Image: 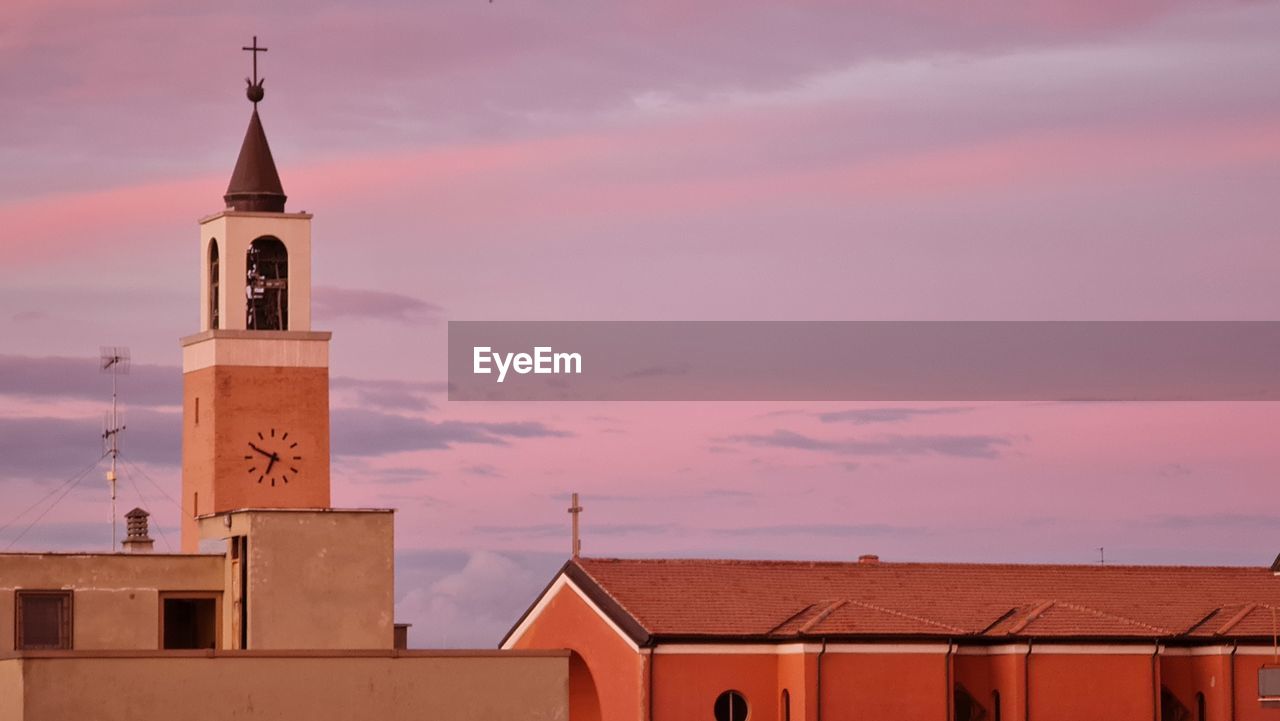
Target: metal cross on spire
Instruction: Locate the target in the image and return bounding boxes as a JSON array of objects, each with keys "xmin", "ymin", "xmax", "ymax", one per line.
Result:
[{"xmin": 242, "ymin": 35, "xmax": 268, "ymax": 104}]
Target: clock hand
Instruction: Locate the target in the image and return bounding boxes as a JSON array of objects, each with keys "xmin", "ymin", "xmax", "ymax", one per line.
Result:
[
  {"xmin": 265, "ymin": 454, "xmax": 277, "ymax": 475},
  {"xmin": 248, "ymin": 442, "xmax": 274, "ymax": 458}
]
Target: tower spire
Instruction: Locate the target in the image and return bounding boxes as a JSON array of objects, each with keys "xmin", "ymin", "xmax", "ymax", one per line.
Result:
[{"xmin": 225, "ymin": 36, "xmax": 287, "ymax": 212}]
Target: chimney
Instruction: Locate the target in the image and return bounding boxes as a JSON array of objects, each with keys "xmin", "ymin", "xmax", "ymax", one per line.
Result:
[
  {"xmin": 122, "ymin": 508, "xmax": 155, "ymax": 554},
  {"xmin": 858, "ymin": 554, "xmax": 880, "ymax": 565}
]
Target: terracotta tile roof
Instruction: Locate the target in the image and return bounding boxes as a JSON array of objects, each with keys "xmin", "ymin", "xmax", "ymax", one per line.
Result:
[{"xmin": 569, "ymin": 557, "xmax": 1280, "ymax": 642}]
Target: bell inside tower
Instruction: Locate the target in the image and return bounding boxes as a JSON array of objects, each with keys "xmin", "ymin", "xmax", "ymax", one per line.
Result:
[{"xmin": 246, "ymin": 236, "xmax": 288, "ymax": 330}]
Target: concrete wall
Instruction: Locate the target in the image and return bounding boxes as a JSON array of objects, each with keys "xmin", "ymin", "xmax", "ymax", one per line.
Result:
[
  {"xmin": 0, "ymin": 649, "xmax": 567, "ymax": 721},
  {"xmin": 0, "ymin": 554, "xmax": 223, "ymax": 651},
  {"xmin": 204, "ymin": 509, "xmax": 395, "ymax": 650},
  {"xmin": 0, "ymin": 659, "xmax": 20, "ymax": 720}
]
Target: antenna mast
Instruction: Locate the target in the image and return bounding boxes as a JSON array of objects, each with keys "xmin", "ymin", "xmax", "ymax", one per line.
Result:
[{"xmin": 101, "ymin": 347, "xmax": 130, "ymax": 551}]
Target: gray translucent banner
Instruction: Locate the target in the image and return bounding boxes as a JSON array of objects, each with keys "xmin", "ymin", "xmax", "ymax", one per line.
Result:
[{"xmin": 447, "ymin": 321, "xmax": 1280, "ymax": 401}]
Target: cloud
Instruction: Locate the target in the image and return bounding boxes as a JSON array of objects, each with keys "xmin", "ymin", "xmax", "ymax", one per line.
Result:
[
  {"xmin": 472, "ymin": 522, "xmax": 679, "ymax": 539},
  {"xmin": 816, "ymin": 407, "xmax": 974, "ymax": 425},
  {"xmin": 11, "ymin": 310, "xmax": 48, "ymax": 323},
  {"xmin": 331, "ymin": 376, "xmax": 443, "ymax": 412},
  {"xmin": 331, "ymin": 408, "xmax": 570, "ymax": 457},
  {"xmin": 312, "ymin": 286, "xmax": 441, "ymax": 324},
  {"xmin": 712, "ymin": 523, "xmax": 919, "ymax": 537},
  {"xmin": 1149, "ymin": 513, "xmax": 1280, "ymax": 529},
  {"xmin": 0, "ymin": 354, "xmax": 180, "ymax": 408},
  {"xmin": 0, "ymin": 409, "xmax": 180, "ymax": 479},
  {"xmin": 462, "ymin": 463, "xmax": 503, "ymax": 478},
  {"xmin": 394, "ymin": 549, "xmax": 562, "ymax": 648},
  {"xmin": 723, "ymin": 429, "xmax": 1012, "ymax": 458},
  {"xmin": 617, "ymin": 363, "xmax": 691, "ymax": 380}
]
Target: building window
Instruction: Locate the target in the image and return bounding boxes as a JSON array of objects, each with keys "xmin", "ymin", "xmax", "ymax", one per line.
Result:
[
  {"xmin": 15, "ymin": 591, "xmax": 72, "ymax": 650},
  {"xmin": 993, "ymin": 690, "xmax": 1002, "ymax": 721},
  {"xmin": 1196, "ymin": 692, "xmax": 1206, "ymax": 721},
  {"xmin": 208, "ymin": 239, "xmax": 220, "ymax": 329},
  {"xmin": 161, "ymin": 593, "xmax": 219, "ymax": 649},
  {"xmin": 780, "ymin": 689, "xmax": 790, "ymax": 721},
  {"xmin": 246, "ymin": 236, "xmax": 288, "ymax": 330},
  {"xmin": 713, "ymin": 690, "xmax": 748, "ymax": 721}
]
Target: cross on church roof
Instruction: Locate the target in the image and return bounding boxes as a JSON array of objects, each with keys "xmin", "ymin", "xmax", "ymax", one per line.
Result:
[
  {"xmin": 568, "ymin": 492, "xmax": 582, "ymax": 559},
  {"xmin": 242, "ymin": 35, "xmax": 268, "ymax": 104}
]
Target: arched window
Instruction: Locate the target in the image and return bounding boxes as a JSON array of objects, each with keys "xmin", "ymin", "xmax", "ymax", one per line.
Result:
[
  {"xmin": 208, "ymin": 240, "xmax": 220, "ymax": 329},
  {"xmin": 713, "ymin": 690, "xmax": 747, "ymax": 721},
  {"xmin": 1195, "ymin": 692, "xmax": 1205, "ymax": 721},
  {"xmin": 246, "ymin": 236, "xmax": 288, "ymax": 330},
  {"xmin": 781, "ymin": 689, "xmax": 791, "ymax": 721},
  {"xmin": 993, "ymin": 690, "xmax": 1002, "ymax": 721}
]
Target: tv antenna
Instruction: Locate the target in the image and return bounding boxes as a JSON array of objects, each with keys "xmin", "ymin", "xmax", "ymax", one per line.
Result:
[{"xmin": 101, "ymin": 347, "xmax": 130, "ymax": 550}]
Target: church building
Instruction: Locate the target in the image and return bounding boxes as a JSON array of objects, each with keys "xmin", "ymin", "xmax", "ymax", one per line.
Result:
[
  {"xmin": 504, "ymin": 555, "xmax": 1280, "ymax": 721},
  {"xmin": 0, "ymin": 51, "xmax": 567, "ymax": 721}
]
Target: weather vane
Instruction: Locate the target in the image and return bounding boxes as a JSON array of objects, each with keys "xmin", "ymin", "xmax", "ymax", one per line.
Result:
[{"xmin": 243, "ymin": 35, "xmax": 268, "ymax": 104}]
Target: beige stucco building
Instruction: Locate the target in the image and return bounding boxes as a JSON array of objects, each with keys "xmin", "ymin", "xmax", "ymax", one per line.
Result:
[{"xmin": 0, "ymin": 71, "xmax": 567, "ymax": 721}]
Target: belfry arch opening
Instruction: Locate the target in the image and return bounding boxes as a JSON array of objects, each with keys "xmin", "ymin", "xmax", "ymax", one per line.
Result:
[
  {"xmin": 246, "ymin": 236, "xmax": 288, "ymax": 330},
  {"xmin": 208, "ymin": 239, "xmax": 220, "ymax": 329}
]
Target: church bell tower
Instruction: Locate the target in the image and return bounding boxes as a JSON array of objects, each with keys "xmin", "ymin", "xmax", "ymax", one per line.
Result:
[{"xmin": 180, "ymin": 43, "xmax": 332, "ymax": 552}]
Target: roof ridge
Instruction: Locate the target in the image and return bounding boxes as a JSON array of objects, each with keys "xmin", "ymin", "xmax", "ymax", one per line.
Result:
[
  {"xmin": 1049, "ymin": 600, "xmax": 1170, "ymax": 635},
  {"xmin": 1005, "ymin": 600, "xmax": 1055, "ymax": 635},
  {"xmin": 1214, "ymin": 602, "xmax": 1259, "ymax": 635},
  {"xmin": 575, "ymin": 556, "xmax": 1269, "ymax": 571},
  {"xmin": 799, "ymin": 600, "xmax": 849, "ymax": 634},
  {"xmin": 765, "ymin": 602, "xmax": 823, "ymax": 636},
  {"xmin": 837, "ymin": 598, "xmax": 967, "ymax": 634}
]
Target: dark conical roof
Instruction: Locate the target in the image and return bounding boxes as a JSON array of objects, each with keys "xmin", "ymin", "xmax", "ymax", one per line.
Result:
[{"xmin": 224, "ymin": 108, "xmax": 287, "ymax": 212}]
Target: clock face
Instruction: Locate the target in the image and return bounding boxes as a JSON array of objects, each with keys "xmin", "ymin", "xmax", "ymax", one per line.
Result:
[{"xmin": 243, "ymin": 428, "xmax": 301, "ymax": 487}]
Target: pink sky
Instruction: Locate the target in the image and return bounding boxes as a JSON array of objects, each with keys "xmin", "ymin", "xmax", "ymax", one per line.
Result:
[{"xmin": 2, "ymin": 0, "xmax": 1279, "ymax": 646}]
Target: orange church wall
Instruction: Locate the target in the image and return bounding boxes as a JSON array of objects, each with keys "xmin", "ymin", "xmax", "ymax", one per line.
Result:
[
  {"xmin": 651, "ymin": 651, "xmax": 780, "ymax": 721},
  {"xmin": 1026, "ymin": 651, "xmax": 1155, "ymax": 721},
  {"xmin": 1232, "ymin": 653, "xmax": 1280, "ymax": 721},
  {"xmin": 777, "ymin": 649, "xmax": 814, "ymax": 721},
  {"xmin": 1159, "ymin": 653, "xmax": 1224, "ymax": 721},
  {"xmin": 508, "ymin": 581, "xmax": 644, "ymax": 721},
  {"xmin": 954, "ymin": 649, "xmax": 1025, "ymax": 721},
  {"xmin": 818, "ymin": 650, "xmax": 948, "ymax": 721}
]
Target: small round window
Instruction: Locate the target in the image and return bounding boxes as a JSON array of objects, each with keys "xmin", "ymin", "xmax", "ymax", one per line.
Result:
[{"xmin": 714, "ymin": 690, "xmax": 748, "ymax": 721}]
